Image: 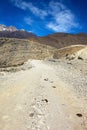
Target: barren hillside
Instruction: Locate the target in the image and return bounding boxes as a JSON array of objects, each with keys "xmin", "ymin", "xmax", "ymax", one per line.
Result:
[
  {"xmin": 37, "ymin": 33, "xmax": 87, "ymax": 48},
  {"xmin": 0, "ymin": 38, "xmax": 56, "ymax": 67},
  {"xmin": 0, "ymin": 37, "xmax": 87, "ymax": 67},
  {"xmin": 0, "ymin": 27, "xmax": 87, "ymax": 49}
]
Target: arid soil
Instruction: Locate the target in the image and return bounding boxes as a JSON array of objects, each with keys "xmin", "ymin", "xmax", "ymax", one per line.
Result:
[{"xmin": 0, "ymin": 56, "xmax": 87, "ymax": 130}]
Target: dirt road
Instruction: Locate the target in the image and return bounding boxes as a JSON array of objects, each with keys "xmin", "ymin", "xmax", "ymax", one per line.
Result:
[{"xmin": 0, "ymin": 59, "xmax": 87, "ymax": 130}]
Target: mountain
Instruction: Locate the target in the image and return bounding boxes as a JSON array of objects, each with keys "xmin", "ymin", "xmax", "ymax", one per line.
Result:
[
  {"xmin": 0, "ymin": 24, "xmax": 17, "ymax": 32},
  {"xmin": 0, "ymin": 24, "xmax": 87, "ymax": 48},
  {"xmin": 0, "ymin": 30, "xmax": 37, "ymax": 39},
  {"xmin": 0, "ymin": 24, "xmax": 37, "ymax": 39},
  {"xmin": 37, "ymin": 33, "xmax": 87, "ymax": 48}
]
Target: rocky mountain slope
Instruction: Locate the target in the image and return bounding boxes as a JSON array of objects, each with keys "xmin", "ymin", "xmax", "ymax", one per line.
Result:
[
  {"xmin": 0, "ymin": 25, "xmax": 36, "ymax": 39},
  {"xmin": 0, "ymin": 25, "xmax": 87, "ymax": 48},
  {"xmin": 0, "ymin": 24, "xmax": 17, "ymax": 32},
  {"xmin": 37, "ymin": 33, "xmax": 87, "ymax": 48}
]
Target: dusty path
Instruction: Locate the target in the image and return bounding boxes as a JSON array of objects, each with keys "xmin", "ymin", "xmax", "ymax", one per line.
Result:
[{"xmin": 0, "ymin": 60, "xmax": 87, "ymax": 130}]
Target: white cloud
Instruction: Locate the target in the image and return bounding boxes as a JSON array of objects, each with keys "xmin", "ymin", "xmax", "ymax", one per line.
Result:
[
  {"xmin": 49, "ymin": 1, "xmax": 66, "ymax": 15},
  {"xmin": 11, "ymin": 0, "xmax": 48, "ymax": 19},
  {"xmin": 47, "ymin": 23, "xmax": 68, "ymax": 32},
  {"xmin": 25, "ymin": 2, "xmax": 48, "ymax": 19},
  {"xmin": 46, "ymin": 1, "xmax": 79, "ymax": 32},
  {"xmin": 11, "ymin": 0, "xmax": 80, "ymax": 32}
]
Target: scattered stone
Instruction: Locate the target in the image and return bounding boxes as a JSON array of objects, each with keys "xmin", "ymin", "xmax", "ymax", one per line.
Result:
[
  {"xmin": 42, "ymin": 99, "xmax": 48, "ymax": 103},
  {"xmin": 66, "ymin": 54, "xmax": 69, "ymax": 57},
  {"xmin": 66, "ymin": 54, "xmax": 75, "ymax": 60},
  {"xmin": 48, "ymin": 59, "xmax": 56, "ymax": 62},
  {"xmin": 78, "ymin": 56, "xmax": 83, "ymax": 60},
  {"xmin": 44, "ymin": 78, "xmax": 48, "ymax": 81},
  {"xmin": 29, "ymin": 113, "xmax": 34, "ymax": 117},
  {"xmin": 67, "ymin": 62, "xmax": 72, "ymax": 65},
  {"xmin": 52, "ymin": 86, "xmax": 56, "ymax": 88},
  {"xmin": 76, "ymin": 113, "xmax": 83, "ymax": 117},
  {"xmin": 50, "ymin": 81, "xmax": 53, "ymax": 83}
]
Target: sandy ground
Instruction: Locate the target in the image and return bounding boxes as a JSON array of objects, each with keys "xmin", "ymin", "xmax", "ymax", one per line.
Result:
[{"xmin": 0, "ymin": 59, "xmax": 87, "ymax": 130}]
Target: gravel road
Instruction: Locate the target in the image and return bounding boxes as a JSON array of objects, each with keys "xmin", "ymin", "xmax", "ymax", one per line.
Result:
[{"xmin": 0, "ymin": 59, "xmax": 87, "ymax": 130}]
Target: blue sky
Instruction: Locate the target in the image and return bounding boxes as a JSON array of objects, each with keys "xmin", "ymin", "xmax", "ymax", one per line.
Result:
[{"xmin": 0, "ymin": 0, "xmax": 87, "ymax": 36}]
